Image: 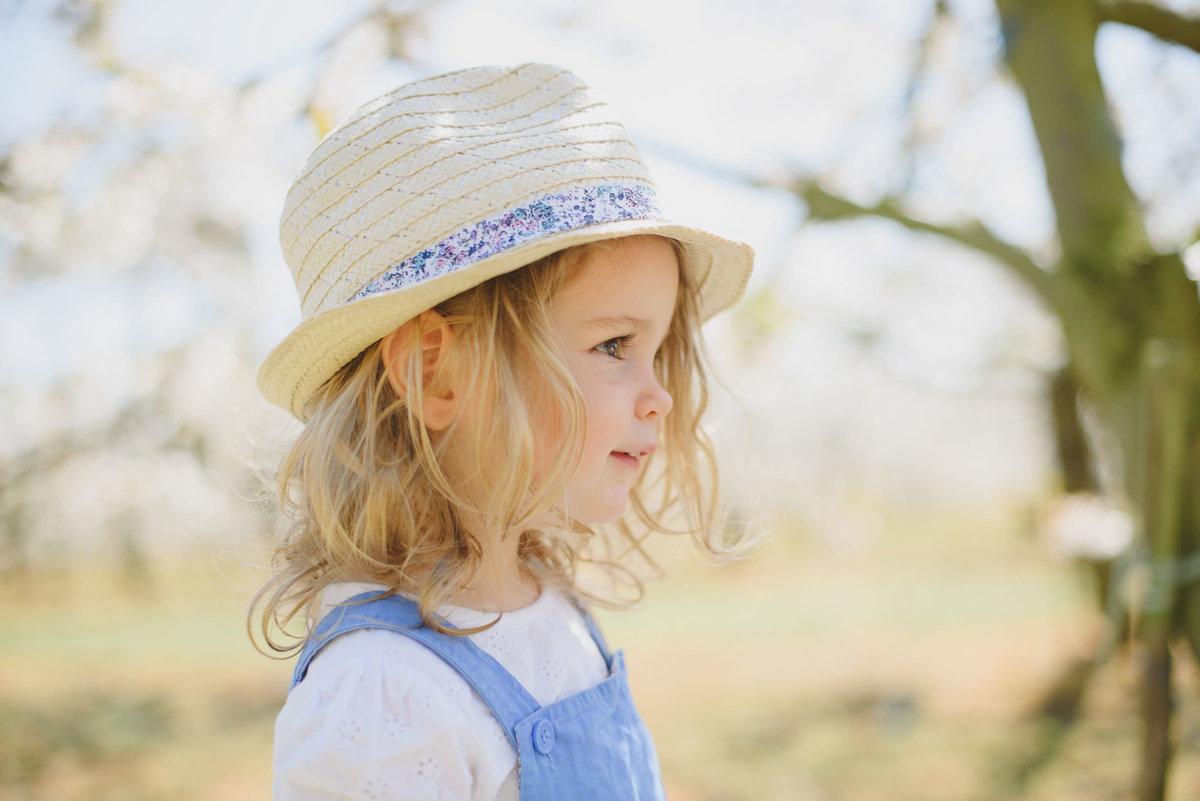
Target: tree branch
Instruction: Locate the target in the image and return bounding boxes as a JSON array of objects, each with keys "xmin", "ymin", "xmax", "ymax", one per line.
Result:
[
  {"xmin": 1095, "ymin": 1, "xmax": 1200, "ymax": 55},
  {"xmin": 794, "ymin": 180, "xmax": 1061, "ymax": 311},
  {"xmin": 897, "ymin": 0, "xmax": 952, "ymax": 192},
  {"xmin": 1000, "ymin": 0, "xmax": 1150, "ymax": 279}
]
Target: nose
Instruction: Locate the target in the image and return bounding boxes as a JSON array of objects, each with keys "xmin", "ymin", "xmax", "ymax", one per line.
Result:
[{"xmin": 635, "ymin": 371, "xmax": 673, "ymax": 420}]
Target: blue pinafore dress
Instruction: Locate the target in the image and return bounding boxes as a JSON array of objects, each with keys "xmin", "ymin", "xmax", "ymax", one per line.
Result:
[{"xmin": 290, "ymin": 593, "xmax": 666, "ymax": 800}]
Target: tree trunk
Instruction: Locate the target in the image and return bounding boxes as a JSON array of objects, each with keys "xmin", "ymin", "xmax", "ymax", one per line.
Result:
[
  {"xmin": 1050, "ymin": 367, "xmax": 1100, "ymax": 494},
  {"xmin": 786, "ymin": 3, "xmax": 1200, "ymax": 790},
  {"xmin": 995, "ymin": 1, "xmax": 1200, "ymax": 799},
  {"xmin": 1137, "ymin": 340, "xmax": 1189, "ymax": 800}
]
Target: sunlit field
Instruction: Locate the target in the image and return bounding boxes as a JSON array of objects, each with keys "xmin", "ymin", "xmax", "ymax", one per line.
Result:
[{"xmin": 4, "ymin": 504, "xmax": 1197, "ymax": 801}]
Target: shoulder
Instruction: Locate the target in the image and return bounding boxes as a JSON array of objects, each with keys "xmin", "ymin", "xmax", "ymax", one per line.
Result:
[{"xmin": 274, "ymin": 628, "xmax": 514, "ymax": 801}]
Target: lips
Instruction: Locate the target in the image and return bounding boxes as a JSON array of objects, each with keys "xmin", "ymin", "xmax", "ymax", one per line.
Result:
[
  {"xmin": 610, "ymin": 444, "xmax": 656, "ymax": 470},
  {"xmin": 610, "ymin": 451, "xmax": 639, "ymax": 469}
]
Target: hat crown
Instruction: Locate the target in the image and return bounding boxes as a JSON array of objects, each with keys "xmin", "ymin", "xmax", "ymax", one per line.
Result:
[{"xmin": 279, "ymin": 63, "xmax": 658, "ymax": 320}]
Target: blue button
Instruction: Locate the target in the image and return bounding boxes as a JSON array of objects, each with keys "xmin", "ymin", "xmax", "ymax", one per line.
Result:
[{"xmin": 532, "ymin": 719, "xmax": 555, "ymax": 755}]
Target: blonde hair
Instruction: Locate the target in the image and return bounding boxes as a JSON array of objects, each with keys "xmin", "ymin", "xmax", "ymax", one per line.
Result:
[{"xmin": 251, "ymin": 235, "xmax": 735, "ymax": 654}]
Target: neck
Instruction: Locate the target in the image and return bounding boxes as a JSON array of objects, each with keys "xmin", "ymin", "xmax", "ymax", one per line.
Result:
[{"xmin": 449, "ymin": 523, "xmax": 541, "ymax": 613}]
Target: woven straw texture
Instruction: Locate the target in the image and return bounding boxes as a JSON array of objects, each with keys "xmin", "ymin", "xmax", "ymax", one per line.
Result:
[{"xmin": 259, "ymin": 63, "xmax": 754, "ymax": 418}]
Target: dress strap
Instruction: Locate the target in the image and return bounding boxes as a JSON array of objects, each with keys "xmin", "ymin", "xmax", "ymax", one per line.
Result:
[
  {"xmin": 290, "ymin": 592, "xmax": 541, "ymax": 750},
  {"xmin": 567, "ymin": 594, "xmax": 613, "ymax": 665}
]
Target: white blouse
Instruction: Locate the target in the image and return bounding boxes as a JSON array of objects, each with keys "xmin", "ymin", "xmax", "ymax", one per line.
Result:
[{"xmin": 273, "ymin": 584, "xmax": 610, "ymax": 801}]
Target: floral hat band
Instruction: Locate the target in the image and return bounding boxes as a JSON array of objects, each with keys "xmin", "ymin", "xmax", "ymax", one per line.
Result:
[
  {"xmin": 258, "ymin": 63, "xmax": 754, "ymax": 420},
  {"xmin": 352, "ymin": 183, "xmax": 660, "ymax": 302}
]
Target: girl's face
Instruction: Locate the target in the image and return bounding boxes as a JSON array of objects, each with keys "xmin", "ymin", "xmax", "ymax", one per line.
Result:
[{"xmin": 546, "ymin": 236, "xmax": 680, "ymax": 524}]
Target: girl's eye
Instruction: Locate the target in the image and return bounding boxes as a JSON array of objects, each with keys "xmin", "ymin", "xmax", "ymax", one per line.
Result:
[{"xmin": 595, "ymin": 336, "xmax": 631, "ymax": 359}]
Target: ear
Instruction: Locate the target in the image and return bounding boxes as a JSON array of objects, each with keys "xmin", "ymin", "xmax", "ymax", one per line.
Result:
[{"xmin": 380, "ymin": 310, "xmax": 460, "ymax": 431}]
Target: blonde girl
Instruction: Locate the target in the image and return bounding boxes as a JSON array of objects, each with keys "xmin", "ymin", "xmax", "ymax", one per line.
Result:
[{"xmin": 253, "ymin": 63, "xmax": 754, "ymax": 801}]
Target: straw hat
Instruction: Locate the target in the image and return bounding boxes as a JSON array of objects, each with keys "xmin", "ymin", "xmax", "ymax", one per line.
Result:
[{"xmin": 259, "ymin": 63, "xmax": 754, "ymax": 419}]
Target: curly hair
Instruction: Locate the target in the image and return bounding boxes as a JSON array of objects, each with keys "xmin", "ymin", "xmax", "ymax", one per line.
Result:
[{"xmin": 250, "ymin": 235, "xmax": 737, "ymax": 654}]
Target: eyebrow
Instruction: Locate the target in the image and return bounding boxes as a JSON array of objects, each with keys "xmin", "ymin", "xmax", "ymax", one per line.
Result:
[{"xmin": 581, "ymin": 315, "xmax": 652, "ymax": 331}]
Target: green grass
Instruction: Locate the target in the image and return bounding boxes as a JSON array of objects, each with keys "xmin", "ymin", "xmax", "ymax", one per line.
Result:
[{"xmin": 2, "ymin": 506, "xmax": 1198, "ymax": 801}]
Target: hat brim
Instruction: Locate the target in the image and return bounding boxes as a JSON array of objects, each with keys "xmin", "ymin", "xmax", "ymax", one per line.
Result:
[{"xmin": 257, "ymin": 219, "xmax": 753, "ymax": 419}]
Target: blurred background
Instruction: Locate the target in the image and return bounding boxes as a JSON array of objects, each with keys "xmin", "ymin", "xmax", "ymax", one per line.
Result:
[{"xmin": 3, "ymin": 0, "xmax": 1200, "ymax": 799}]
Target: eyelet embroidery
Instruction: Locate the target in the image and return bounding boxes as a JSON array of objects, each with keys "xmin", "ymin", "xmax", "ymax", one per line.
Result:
[
  {"xmin": 478, "ymin": 628, "xmax": 513, "ymax": 656},
  {"xmin": 351, "ymin": 183, "xmax": 660, "ymax": 302},
  {"xmin": 416, "ymin": 688, "xmax": 439, "ymax": 711},
  {"xmin": 362, "ymin": 775, "xmax": 389, "ymax": 799},
  {"xmin": 440, "ymin": 674, "xmax": 466, "ymax": 701},
  {"xmin": 381, "ymin": 714, "xmax": 410, "ymax": 738},
  {"xmin": 415, "ymin": 755, "xmax": 440, "ymax": 785},
  {"xmin": 540, "ymin": 658, "xmax": 564, "ymax": 682},
  {"xmin": 337, "ymin": 718, "xmax": 363, "ymax": 742}
]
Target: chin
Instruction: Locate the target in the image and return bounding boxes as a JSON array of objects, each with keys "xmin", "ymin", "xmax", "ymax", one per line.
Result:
[{"xmin": 564, "ymin": 494, "xmax": 630, "ymax": 526}]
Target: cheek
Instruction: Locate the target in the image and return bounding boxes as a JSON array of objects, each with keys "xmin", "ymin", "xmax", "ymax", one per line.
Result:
[
  {"xmin": 525, "ymin": 375, "xmax": 585, "ymax": 482},
  {"xmin": 569, "ymin": 378, "xmax": 606, "ymax": 434}
]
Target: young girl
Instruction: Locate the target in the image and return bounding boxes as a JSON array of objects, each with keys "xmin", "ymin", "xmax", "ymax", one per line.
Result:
[{"xmin": 253, "ymin": 63, "xmax": 754, "ymax": 800}]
